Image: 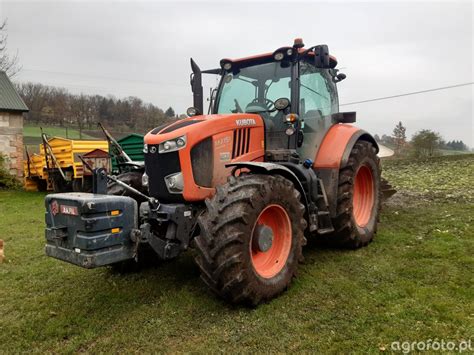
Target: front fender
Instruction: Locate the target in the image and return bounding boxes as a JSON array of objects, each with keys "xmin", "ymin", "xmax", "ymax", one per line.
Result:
[{"xmin": 226, "ymin": 161, "xmax": 310, "ymax": 218}]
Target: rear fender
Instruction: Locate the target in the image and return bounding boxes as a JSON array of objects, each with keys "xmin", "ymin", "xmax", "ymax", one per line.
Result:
[
  {"xmin": 314, "ymin": 124, "xmax": 379, "ymax": 216},
  {"xmin": 314, "ymin": 124, "xmax": 378, "ymax": 169}
]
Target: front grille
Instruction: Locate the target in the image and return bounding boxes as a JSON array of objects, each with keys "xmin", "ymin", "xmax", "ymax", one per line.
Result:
[
  {"xmin": 191, "ymin": 138, "xmax": 213, "ymax": 187},
  {"xmin": 145, "ymin": 148, "xmax": 183, "ymax": 202},
  {"xmin": 232, "ymin": 128, "xmax": 251, "ymax": 159}
]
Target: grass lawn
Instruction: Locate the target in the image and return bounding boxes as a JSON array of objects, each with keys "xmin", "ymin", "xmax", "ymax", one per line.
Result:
[{"xmin": 0, "ymin": 155, "xmax": 473, "ymax": 353}]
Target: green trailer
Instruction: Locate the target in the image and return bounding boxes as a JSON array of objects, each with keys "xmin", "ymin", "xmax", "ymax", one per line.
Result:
[{"xmin": 110, "ymin": 133, "xmax": 144, "ymax": 173}]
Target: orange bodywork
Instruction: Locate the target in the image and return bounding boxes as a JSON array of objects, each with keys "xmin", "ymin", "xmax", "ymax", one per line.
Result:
[
  {"xmin": 144, "ymin": 114, "xmax": 265, "ymax": 201},
  {"xmin": 314, "ymin": 124, "xmax": 360, "ymax": 169}
]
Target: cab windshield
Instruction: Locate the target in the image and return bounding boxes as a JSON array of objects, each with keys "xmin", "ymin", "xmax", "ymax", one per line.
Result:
[{"xmin": 216, "ymin": 61, "xmax": 292, "ymax": 115}]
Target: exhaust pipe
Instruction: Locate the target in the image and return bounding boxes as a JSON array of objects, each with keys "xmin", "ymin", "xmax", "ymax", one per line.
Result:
[{"xmin": 190, "ymin": 58, "xmax": 203, "ymax": 115}]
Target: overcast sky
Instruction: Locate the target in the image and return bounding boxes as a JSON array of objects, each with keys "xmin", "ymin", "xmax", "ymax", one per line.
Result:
[{"xmin": 1, "ymin": 0, "xmax": 472, "ymax": 145}]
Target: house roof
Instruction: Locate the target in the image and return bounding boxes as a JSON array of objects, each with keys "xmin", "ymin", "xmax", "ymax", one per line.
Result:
[{"xmin": 0, "ymin": 71, "xmax": 29, "ymax": 112}]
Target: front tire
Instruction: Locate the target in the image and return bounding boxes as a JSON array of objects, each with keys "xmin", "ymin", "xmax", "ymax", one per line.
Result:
[
  {"xmin": 194, "ymin": 174, "xmax": 307, "ymax": 305},
  {"xmin": 329, "ymin": 140, "xmax": 381, "ymax": 248}
]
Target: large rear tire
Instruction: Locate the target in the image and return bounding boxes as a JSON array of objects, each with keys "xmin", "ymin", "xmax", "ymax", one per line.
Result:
[
  {"xmin": 328, "ymin": 140, "xmax": 381, "ymax": 248},
  {"xmin": 194, "ymin": 174, "xmax": 307, "ymax": 305}
]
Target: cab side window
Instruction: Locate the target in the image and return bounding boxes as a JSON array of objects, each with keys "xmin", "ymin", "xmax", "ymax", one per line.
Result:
[{"xmin": 299, "ymin": 62, "xmax": 338, "ymax": 117}]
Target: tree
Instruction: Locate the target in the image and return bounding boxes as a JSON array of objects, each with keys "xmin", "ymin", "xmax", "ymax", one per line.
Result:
[
  {"xmin": 392, "ymin": 121, "xmax": 407, "ymax": 155},
  {"xmin": 165, "ymin": 107, "xmax": 175, "ymax": 118},
  {"xmin": 446, "ymin": 140, "xmax": 468, "ymax": 151},
  {"xmin": 373, "ymin": 134, "xmax": 381, "ymax": 142},
  {"xmin": 16, "ymin": 81, "xmax": 170, "ymax": 131},
  {"xmin": 0, "ymin": 19, "xmax": 20, "ymax": 77},
  {"xmin": 411, "ymin": 129, "xmax": 443, "ymax": 158},
  {"xmin": 70, "ymin": 94, "xmax": 90, "ymax": 138}
]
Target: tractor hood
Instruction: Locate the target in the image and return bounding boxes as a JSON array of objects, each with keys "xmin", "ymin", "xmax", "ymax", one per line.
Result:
[
  {"xmin": 143, "ymin": 113, "xmax": 265, "ymax": 203},
  {"xmin": 144, "ymin": 114, "xmax": 264, "ymax": 146}
]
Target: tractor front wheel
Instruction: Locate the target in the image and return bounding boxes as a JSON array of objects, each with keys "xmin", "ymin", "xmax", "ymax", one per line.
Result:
[
  {"xmin": 329, "ymin": 140, "xmax": 381, "ymax": 248},
  {"xmin": 194, "ymin": 174, "xmax": 306, "ymax": 305}
]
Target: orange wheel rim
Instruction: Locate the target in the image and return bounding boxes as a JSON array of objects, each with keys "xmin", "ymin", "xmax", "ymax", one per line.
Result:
[
  {"xmin": 353, "ymin": 165, "xmax": 374, "ymax": 227},
  {"xmin": 250, "ymin": 204, "xmax": 292, "ymax": 278}
]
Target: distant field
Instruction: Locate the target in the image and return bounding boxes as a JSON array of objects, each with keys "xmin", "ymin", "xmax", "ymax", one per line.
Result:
[
  {"xmin": 0, "ymin": 154, "xmax": 472, "ymax": 352},
  {"xmin": 438, "ymin": 149, "xmax": 472, "ymax": 155},
  {"xmin": 23, "ymin": 125, "xmax": 97, "ymax": 153},
  {"xmin": 23, "ymin": 125, "xmax": 96, "ymax": 140},
  {"xmin": 382, "ymin": 154, "xmax": 474, "ymax": 202}
]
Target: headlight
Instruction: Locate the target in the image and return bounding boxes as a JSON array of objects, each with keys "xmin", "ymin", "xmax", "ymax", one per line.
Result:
[
  {"xmin": 165, "ymin": 172, "xmax": 184, "ymax": 193},
  {"xmin": 159, "ymin": 135, "xmax": 187, "ymax": 153},
  {"xmin": 143, "ymin": 143, "xmax": 148, "ymax": 153},
  {"xmin": 274, "ymin": 52, "xmax": 284, "ymax": 61}
]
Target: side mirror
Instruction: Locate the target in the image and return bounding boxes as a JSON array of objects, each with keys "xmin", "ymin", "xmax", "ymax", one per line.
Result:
[
  {"xmin": 334, "ymin": 73, "xmax": 346, "ymax": 83},
  {"xmin": 331, "ymin": 112, "xmax": 356, "ymax": 124},
  {"xmin": 314, "ymin": 45, "xmax": 330, "ymax": 68}
]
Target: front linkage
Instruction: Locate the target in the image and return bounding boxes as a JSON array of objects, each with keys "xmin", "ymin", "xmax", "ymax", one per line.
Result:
[
  {"xmin": 93, "ymin": 166, "xmax": 201, "ymax": 262},
  {"xmin": 45, "ymin": 164, "xmax": 200, "ymax": 269}
]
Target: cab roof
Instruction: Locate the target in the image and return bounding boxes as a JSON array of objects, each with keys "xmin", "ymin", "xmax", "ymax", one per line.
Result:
[{"xmin": 221, "ymin": 45, "xmax": 338, "ymax": 69}]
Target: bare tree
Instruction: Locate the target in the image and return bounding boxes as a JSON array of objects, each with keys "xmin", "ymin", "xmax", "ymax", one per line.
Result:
[
  {"xmin": 0, "ymin": 19, "xmax": 21, "ymax": 77},
  {"xmin": 16, "ymin": 81, "xmax": 171, "ymax": 131},
  {"xmin": 70, "ymin": 94, "xmax": 90, "ymax": 139},
  {"xmin": 392, "ymin": 121, "xmax": 407, "ymax": 155}
]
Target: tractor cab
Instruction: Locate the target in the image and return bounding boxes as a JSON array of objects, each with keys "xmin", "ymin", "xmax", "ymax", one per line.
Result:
[{"xmin": 190, "ymin": 38, "xmax": 346, "ymax": 161}]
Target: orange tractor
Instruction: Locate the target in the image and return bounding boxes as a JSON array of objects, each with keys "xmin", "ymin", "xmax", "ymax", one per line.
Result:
[{"xmin": 45, "ymin": 39, "xmax": 381, "ymax": 305}]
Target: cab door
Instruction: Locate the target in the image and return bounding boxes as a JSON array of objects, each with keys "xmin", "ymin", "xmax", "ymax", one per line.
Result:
[{"xmin": 297, "ymin": 62, "xmax": 339, "ymax": 161}]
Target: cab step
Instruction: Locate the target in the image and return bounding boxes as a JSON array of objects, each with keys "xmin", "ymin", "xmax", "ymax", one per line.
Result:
[
  {"xmin": 314, "ymin": 178, "xmax": 334, "ymax": 235},
  {"xmin": 317, "ymin": 227, "xmax": 335, "ymax": 235}
]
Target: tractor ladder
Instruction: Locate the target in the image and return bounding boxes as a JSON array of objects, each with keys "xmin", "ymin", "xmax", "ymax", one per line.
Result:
[{"xmin": 315, "ymin": 178, "xmax": 335, "ymax": 235}]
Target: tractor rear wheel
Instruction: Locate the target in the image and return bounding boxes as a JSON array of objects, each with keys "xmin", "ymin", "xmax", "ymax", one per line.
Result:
[
  {"xmin": 194, "ymin": 174, "xmax": 306, "ymax": 305},
  {"xmin": 329, "ymin": 140, "xmax": 381, "ymax": 248}
]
